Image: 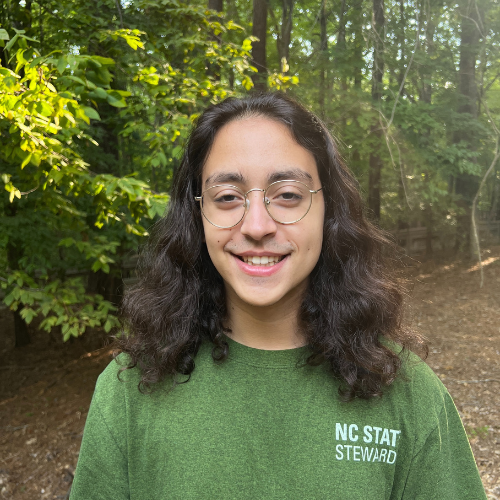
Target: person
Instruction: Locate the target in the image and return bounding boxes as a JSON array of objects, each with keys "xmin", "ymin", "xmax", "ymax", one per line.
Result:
[{"xmin": 70, "ymin": 92, "xmax": 487, "ymax": 499}]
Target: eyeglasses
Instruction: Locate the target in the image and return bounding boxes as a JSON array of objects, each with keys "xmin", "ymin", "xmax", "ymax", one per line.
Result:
[{"xmin": 195, "ymin": 180, "xmax": 323, "ymax": 229}]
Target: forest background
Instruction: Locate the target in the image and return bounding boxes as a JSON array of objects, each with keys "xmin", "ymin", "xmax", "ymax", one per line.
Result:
[{"xmin": 1, "ymin": 0, "xmax": 500, "ymax": 347}]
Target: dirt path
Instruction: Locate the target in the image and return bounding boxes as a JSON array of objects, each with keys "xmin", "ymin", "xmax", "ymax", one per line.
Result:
[
  {"xmin": 1, "ymin": 250, "xmax": 499, "ymax": 499},
  {"xmin": 408, "ymin": 250, "xmax": 500, "ymax": 498}
]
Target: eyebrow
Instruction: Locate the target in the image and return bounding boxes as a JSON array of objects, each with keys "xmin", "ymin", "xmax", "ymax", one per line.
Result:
[
  {"xmin": 267, "ymin": 168, "xmax": 313, "ymax": 184},
  {"xmin": 204, "ymin": 171, "xmax": 245, "ymax": 187},
  {"xmin": 204, "ymin": 168, "xmax": 313, "ymax": 188}
]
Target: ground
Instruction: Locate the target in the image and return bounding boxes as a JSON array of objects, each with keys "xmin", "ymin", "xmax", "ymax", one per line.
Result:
[{"xmin": 1, "ymin": 249, "xmax": 500, "ymax": 499}]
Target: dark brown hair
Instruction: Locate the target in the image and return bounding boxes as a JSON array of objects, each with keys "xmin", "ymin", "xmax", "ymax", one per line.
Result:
[{"xmin": 117, "ymin": 92, "xmax": 426, "ymax": 400}]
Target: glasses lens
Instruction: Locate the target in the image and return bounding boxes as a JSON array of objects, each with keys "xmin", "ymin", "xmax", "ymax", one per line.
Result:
[
  {"xmin": 202, "ymin": 185, "xmax": 246, "ymax": 228},
  {"xmin": 266, "ymin": 181, "xmax": 312, "ymax": 223}
]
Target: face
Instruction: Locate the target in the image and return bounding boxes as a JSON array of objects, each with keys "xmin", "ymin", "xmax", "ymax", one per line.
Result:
[{"xmin": 200, "ymin": 116, "xmax": 325, "ymax": 310}]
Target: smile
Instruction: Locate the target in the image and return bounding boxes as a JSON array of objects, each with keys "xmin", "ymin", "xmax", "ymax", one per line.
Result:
[
  {"xmin": 232, "ymin": 254, "xmax": 290, "ymax": 277},
  {"xmin": 240, "ymin": 255, "xmax": 286, "ymax": 266}
]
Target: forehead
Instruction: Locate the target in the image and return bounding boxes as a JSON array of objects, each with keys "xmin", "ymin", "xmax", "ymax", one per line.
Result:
[{"xmin": 202, "ymin": 116, "xmax": 319, "ymax": 187}]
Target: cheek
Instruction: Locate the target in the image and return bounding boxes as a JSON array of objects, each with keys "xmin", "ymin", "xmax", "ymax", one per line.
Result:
[
  {"xmin": 308, "ymin": 209, "xmax": 324, "ymax": 253},
  {"xmin": 309, "ymin": 230, "xmax": 323, "ymax": 258},
  {"xmin": 203, "ymin": 225, "xmax": 232, "ymax": 266}
]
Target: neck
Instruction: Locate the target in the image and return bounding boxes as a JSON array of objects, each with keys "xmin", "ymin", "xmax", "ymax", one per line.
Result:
[{"xmin": 224, "ymin": 289, "xmax": 306, "ymax": 350}]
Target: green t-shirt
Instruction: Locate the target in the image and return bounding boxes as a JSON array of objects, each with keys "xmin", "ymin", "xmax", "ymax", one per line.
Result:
[{"xmin": 70, "ymin": 336, "xmax": 486, "ymax": 500}]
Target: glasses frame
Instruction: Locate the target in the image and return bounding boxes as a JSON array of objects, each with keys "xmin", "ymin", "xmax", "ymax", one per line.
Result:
[{"xmin": 195, "ymin": 179, "xmax": 323, "ymax": 229}]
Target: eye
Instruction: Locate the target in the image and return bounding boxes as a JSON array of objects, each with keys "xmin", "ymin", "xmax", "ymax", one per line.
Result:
[
  {"xmin": 209, "ymin": 188, "xmax": 245, "ymax": 208},
  {"xmin": 215, "ymin": 194, "xmax": 240, "ymax": 203},
  {"xmin": 278, "ymin": 191, "xmax": 303, "ymax": 201}
]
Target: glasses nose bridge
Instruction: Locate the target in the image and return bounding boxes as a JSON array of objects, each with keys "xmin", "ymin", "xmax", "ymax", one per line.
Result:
[
  {"xmin": 244, "ymin": 187, "xmax": 267, "ymax": 208},
  {"xmin": 244, "ymin": 187, "xmax": 266, "ymax": 197}
]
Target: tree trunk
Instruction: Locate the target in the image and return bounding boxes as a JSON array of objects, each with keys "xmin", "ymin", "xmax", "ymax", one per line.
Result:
[
  {"xmin": 423, "ymin": 172, "xmax": 434, "ymax": 259},
  {"xmin": 14, "ymin": 310, "xmax": 31, "ymax": 347},
  {"xmin": 351, "ymin": 0, "xmax": 364, "ymax": 169},
  {"xmin": 353, "ymin": 0, "xmax": 363, "ymax": 89},
  {"xmin": 397, "ymin": 168, "xmax": 407, "ymax": 230},
  {"xmin": 86, "ymin": 268, "xmax": 121, "ymax": 306},
  {"xmin": 252, "ymin": 0, "xmax": 267, "ymax": 91},
  {"xmin": 336, "ymin": 0, "xmax": 347, "ymax": 92},
  {"xmin": 489, "ymin": 181, "xmax": 499, "ymax": 221},
  {"xmin": 208, "ymin": 0, "xmax": 223, "ymax": 10},
  {"xmin": 420, "ymin": 8, "xmax": 435, "ymax": 257},
  {"xmin": 277, "ymin": 0, "xmax": 293, "ymax": 73},
  {"xmin": 453, "ymin": 1, "xmax": 481, "ymax": 256},
  {"xmin": 318, "ymin": 0, "xmax": 328, "ymax": 118},
  {"xmin": 368, "ymin": 0, "xmax": 385, "ymax": 220},
  {"xmin": 6, "ymin": 203, "xmax": 31, "ymax": 347},
  {"xmin": 397, "ymin": 0, "xmax": 405, "ymax": 90}
]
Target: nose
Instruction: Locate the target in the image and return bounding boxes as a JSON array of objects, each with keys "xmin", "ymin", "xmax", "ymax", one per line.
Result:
[{"xmin": 240, "ymin": 191, "xmax": 278, "ymax": 240}]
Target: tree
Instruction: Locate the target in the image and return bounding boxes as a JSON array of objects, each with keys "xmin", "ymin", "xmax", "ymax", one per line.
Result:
[
  {"xmin": 0, "ymin": 1, "xmax": 256, "ymax": 342},
  {"xmin": 318, "ymin": 0, "xmax": 328, "ymax": 118},
  {"xmin": 275, "ymin": 0, "xmax": 294, "ymax": 74},
  {"xmin": 453, "ymin": 0, "xmax": 482, "ymax": 255},
  {"xmin": 252, "ymin": 0, "xmax": 268, "ymax": 90},
  {"xmin": 368, "ymin": 0, "xmax": 385, "ymax": 220}
]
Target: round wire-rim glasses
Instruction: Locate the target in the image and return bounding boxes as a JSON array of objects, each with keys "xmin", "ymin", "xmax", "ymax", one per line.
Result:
[{"xmin": 195, "ymin": 179, "xmax": 324, "ymax": 229}]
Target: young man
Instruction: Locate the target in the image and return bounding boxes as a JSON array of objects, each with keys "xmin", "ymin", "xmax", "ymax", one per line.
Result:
[{"xmin": 70, "ymin": 93, "xmax": 486, "ymax": 499}]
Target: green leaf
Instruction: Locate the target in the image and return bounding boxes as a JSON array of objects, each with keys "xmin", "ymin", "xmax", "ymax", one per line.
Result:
[
  {"xmin": 107, "ymin": 92, "xmax": 127, "ymax": 108},
  {"xmin": 21, "ymin": 154, "xmax": 32, "ymax": 169},
  {"xmin": 66, "ymin": 75, "xmax": 86, "ymax": 86},
  {"xmin": 93, "ymin": 56, "xmax": 115, "ymax": 66},
  {"xmin": 20, "ymin": 307, "xmax": 36, "ymax": 325},
  {"xmin": 56, "ymin": 56, "xmax": 67, "ymax": 75},
  {"xmin": 0, "ymin": 29, "xmax": 10, "ymax": 41},
  {"xmin": 91, "ymin": 260, "xmax": 102, "ymax": 272},
  {"xmin": 82, "ymin": 106, "xmax": 101, "ymax": 121},
  {"xmin": 58, "ymin": 237, "xmax": 75, "ymax": 247},
  {"xmin": 36, "ymin": 101, "xmax": 54, "ymax": 116},
  {"xmin": 92, "ymin": 87, "xmax": 108, "ymax": 100},
  {"xmin": 4, "ymin": 293, "xmax": 15, "ymax": 307},
  {"xmin": 117, "ymin": 178, "xmax": 136, "ymax": 196},
  {"xmin": 5, "ymin": 34, "xmax": 19, "ymax": 52}
]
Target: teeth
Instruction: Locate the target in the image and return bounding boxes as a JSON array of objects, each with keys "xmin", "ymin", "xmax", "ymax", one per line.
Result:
[{"xmin": 241, "ymin": 255, "xmax": 285, "ymax": 266}]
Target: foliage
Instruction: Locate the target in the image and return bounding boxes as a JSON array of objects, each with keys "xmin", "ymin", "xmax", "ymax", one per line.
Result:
[
  {"xmin": 0, "ymin": 1, "xmax": 255, "ymax": 341},
  {"xmin": 2, "ymin": 0, "xmax": 500, "ymax": 342}
]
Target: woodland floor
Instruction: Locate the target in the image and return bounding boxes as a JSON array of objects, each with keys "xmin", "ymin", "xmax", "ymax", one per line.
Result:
[{"xmin": 1, "ymin": 248, "xmax": 500, "ymax": 499}]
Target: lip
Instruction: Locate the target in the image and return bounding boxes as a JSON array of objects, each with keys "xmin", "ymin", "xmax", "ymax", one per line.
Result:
[{"xmin": 233, "ymin": 254, "xmax": 289, "ymax": 277}]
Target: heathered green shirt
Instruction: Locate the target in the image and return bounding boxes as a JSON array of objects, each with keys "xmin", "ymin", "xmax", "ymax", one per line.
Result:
[{"xmin": 70, "ymin": 336, "xmax": 486, "ymax": 500}]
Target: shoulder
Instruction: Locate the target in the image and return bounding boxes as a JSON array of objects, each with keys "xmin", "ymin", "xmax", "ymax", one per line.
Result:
[
  {"xmin": 396, "ymin": 349, "xmax": 449, "ymax": 406},
  {"xmin": 92, "ymin": 353, "xmax": 143, "ymax": 409},
  {"xmin": 380, "ymin": 338, "xmax": 447, "ymax": 403},
  {"xmin": 388, "ymin": 348, "xmax": 463, "ymax": 449}
]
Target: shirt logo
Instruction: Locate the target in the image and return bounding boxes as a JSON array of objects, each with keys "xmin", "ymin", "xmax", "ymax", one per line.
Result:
[{"xmin": 335, "ymin": 423, "xmax": 401, "ymax": 464}]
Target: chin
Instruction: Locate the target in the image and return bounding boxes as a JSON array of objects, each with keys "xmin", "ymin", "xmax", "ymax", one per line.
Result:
[
  {"xmin": 231, "ymin": 283, "xmax": 301, "ymax": 309},
  {"xmin": 243, "ymin": 297, "xmax": 283, "ymax": 308}
]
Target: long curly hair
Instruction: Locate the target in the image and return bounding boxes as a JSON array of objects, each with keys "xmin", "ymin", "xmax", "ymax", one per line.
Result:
[{"xmin": 117, "ymin": 92, "xmax": 427, "ymax": 400}]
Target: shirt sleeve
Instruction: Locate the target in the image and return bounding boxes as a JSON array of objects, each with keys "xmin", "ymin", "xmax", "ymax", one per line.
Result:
[
  {"xmin": 69, "ymin": 365, "xmax": 130, "ymax": 500},
  {"xmin": 401, "ymin": 390, "xmax": 487, "ymax": 500}
]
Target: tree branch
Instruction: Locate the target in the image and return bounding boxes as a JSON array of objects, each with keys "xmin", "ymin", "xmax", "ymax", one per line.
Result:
[
  {"xmin": 471, "ymin": 98, "xmax": 500, "ymax": 287},
  {"xmin": 115, "ymin": 0, "xmax": 124, "ymax": 29}
]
